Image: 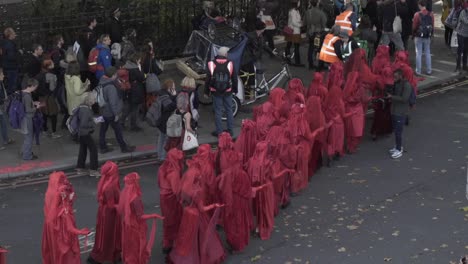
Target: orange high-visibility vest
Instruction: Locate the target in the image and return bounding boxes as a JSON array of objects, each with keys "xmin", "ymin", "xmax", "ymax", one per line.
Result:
[
  {"xmin": 335, "ymin": 10, "xmax": 353, "ymax": 36},
  {"xmin": 319, "ymin": 33, "xmax": 340, "ymax": 64}
]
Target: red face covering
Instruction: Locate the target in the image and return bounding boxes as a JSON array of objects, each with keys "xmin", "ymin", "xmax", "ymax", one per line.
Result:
[
  {"xmin": 90, "ymin": 161, "xmax": 122, "ymax": 263},
  {"xmin": 344, "ymin": 48, "xmax": 367, "ymax": 78},
  {"xmin": 256, "ymin": 102, "xmax": 277, "ymax": 141},
  {"xmin": 372, "ymin": 45, "xmax": 391, "ymax": 75},
  {"xmin": 235, "ymin": 120, "xmax": 258, "ymax": 165},
  {"xmin": 268, "ymin": 88, "xmax": 289, "ymax": 123},
  {"xmin": 287, "ymin": 103, "xmax": 311, "ymax": 144},
  {"xmin": 327, "ymin": 61, "xmax": 344, "ymax": 89},
  {"xmin": 217, "ymin": 132, "xmax": 241, "ymax": 173},
  {"xmin": 305, "ymin": 96, "xmax": 326, "ymax": 134},
  {"xmin": 307, "ymin": 72, "xmax": 328, "ymax": 101},
  {"xmin": 192, "ymin": 144, "xmax": 217, "ymax": 205},
  {"xmin": 286, "ymin": 78, "xmax": 305, "ymax": 107},
  {"xmin": 343, "ymin": 71, "xmax": 362, "ymax": 104},
  {"xmin": 323, "ymin": 85, "xmax": 345, "ymax": 121}
]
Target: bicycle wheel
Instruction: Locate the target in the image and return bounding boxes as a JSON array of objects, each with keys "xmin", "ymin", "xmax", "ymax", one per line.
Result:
[{"xmin": 197, "ymin": 84, "xmax": 213, "ymax": 105}]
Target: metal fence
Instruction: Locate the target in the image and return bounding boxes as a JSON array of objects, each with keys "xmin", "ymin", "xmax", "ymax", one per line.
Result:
[{"xmin": 0, "ymin": 0, "xmax": 258, "ymax": 59}]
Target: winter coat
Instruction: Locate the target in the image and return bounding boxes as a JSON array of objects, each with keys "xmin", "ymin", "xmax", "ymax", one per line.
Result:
[
  {"xmin": 123, "ymin": 61, "xmax": 146, "ymax": 105},
  {"xmin": 288, "ymin": 8, "xmax": 302, "ymax": 34},
  {"xmin": 1, "ymin": 39, "xmax": 19, "ymax": 70},
  {"xmin": 456, "ymin": 8, "xmax": 468, "ymax": 37},
  {"xmin": 156, "ymin": 89, "xmax": 177, "ymax": 134},
  {"xmin": 65, "ymin": 74, "xmax": 88, "ymax": 115},
  {"xmin": 304, "ymin": 6, "xmax": 328, "ymax": 36},
  {"xmin": 78, "ymin": 105, "xmax": 95, "ymax": 136},
  {"xmin": 95, "ymin": 44, "xmax": 112, "ymax": 80},
  {"xmin": 99, "ymin": 77, "xmax": 123, "ymax": 118},
  {"xmin": 108, "ymin": 17, "xmax": 123, "ymax": 43}
]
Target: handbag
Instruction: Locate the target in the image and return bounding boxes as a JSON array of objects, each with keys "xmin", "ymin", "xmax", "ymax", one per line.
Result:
[
  {"xmin": 450, "ymin": 32, "xmax": 458, "ymax": 47},
  {"xmin": 444, "ymin": 8, "xmax": 461, "ymax": 29},
  {"xmin": 283, "ymin": 26, "xmax": 294, "ymax": 35},
  {"xmin": 393, "ymin": 1, "xmax": 402, "ymax": 33},
  {"xmin": 182, "ymin": 130, "xmax": 199, "ymax": 151}
]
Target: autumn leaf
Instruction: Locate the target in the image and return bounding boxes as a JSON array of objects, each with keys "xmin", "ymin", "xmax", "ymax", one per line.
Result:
[
  {"xmin": 251, "ymin": 255, "xmax": 262, "ymax": 262},
  {"xmin": 347, "ymin": 225, "xmax": 359, "ymax": 230},
  {"xmin": 338, "ymin": 247, "xmax": 346, "ymax": 252},
  {"xmin": 384, "ymin": 257, "xmax": 392, "ymax": 261},
  {"xmin": 392, "ymin": 230, "xmax": 400, "ymax": 237}
]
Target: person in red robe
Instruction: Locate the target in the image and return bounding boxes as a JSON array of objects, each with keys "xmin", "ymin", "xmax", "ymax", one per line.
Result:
[
  {"xmin": 307, "ymin": 72, "xmax": 328, "ymax": 101},
  {"xmin": 234, "ymin": 119, "xmax": 258, "ymax": 166},
  {"xmin": 327, "ymin": 61, "xmax": 344, "ymax": 89},
  {"xmin": 372, "ymin": 45, "xmax": 391, "ymax": 76},
  {"xmin": 256, "ymin": 102, "xmax": 277, "ymax": 140},
  {"xmin": 88, "ymin": 161, "xmax": 122, "ymax": 264},
  {"xmin": 323, "ymin": 85, "xmax": 347, "ymax": 165},
  {"xmin": 158, "ymin": 149, "xmax": 184, "ymax": 254},
  {"xmin": 285, "ymin": 78, "xmax": 306, "ymax": 108},
  {"xmin": 217, "ymin": 151, "xmax": 266, "ymax": 252},
  {"xmin": 246, "ymin": 141, "xmax": 276, "ymax": 240},
  {"xmin": 0, "ymin": 247, "xmax": 6, "ymax": 264},
  {"xmin": 192, "ymin": 144, "xmax": 218, "ymax": 205},
  {"xmin": 216, "ymin": 132, "xmax": 240, "ymax": 173},
  {"xmin": 305, "ymin": 96, "xmax": 326, "ymax": 175},
  {"xmin": 343, "ymin": 71, "xmax": 365, "ymax": 153},
  {"xmin": 268, "ymin": 88, "xmax": 289, "ymax": 124},
  {"xmin": 371, "ymin": 66, "xmax": 394, "ymax": 140},
  {"xmin": 118, "ymin": 173, "xmax": 164, "ymax": 264},
  {"xmin": 42, "ymin": 171, "xmax": 90, "ymax": 264},
  {"xmin": 170, "ymin": 165, "xmax": 225, "ymax": 264}
]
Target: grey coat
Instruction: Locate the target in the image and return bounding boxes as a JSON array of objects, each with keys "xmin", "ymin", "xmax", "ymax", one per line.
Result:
[
  {"xmin": 99, "ymin": 77, "xmax": 123, "ymax": 118},
  {"xmin": 78, "ymin": 105, "xmax": 95, "ymax": 136},
  {"xmin": 391, "ymin": 80, "xmax": 412, "ymax": 116},
  {"xmin": 456, "ymin": 8, "xmax": 468, "ymax": 37},
  {"xmin": 304, "ymin": 7, "xmax": 328, "ymax": 36}
]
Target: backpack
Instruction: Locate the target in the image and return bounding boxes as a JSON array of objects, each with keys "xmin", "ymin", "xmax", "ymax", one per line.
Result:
[
  {"xmin": 166, "ymin": 111, "xmax": 183, "ymax": 137},
  {"xmin": 146, "ymin": 73, "xmax": 161, "ymax": 93},
  {"xmin": 8, "ymin": 92, "xmax": 25, "ymax": 129},
  {"xmin": 417, "ymin": 12, "xmax": 433, "ymax": 38},
  {"xmin": 146, "ymin": 94, "xmax": 170, "ymax": 127},
  {"xmin": 66, "ymin": 106, "xmax": 86, "ymax": 135},
  {"xmin": 210, "ymin": 60, "xmax": 232, "ymax": 93},
  {"xmin": 95, "ymin": 84, "xmax": 107, "ymax": 108},
  {"xmin": 88, "ymin": 47, "xmax": 101, "ymax": 73},
  {"xmin": 117, "ymin": 68, "xmax": 131, "ymax": 91}
]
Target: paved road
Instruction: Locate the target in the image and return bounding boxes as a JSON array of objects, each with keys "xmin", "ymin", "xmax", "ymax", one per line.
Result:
[{"xmin": 0, "ymin": 84, "xmax": 467, "ymax": 263}]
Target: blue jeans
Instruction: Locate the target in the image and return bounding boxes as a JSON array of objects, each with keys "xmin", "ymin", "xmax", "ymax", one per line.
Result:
[
  {"xmin": 392, "ymin": 114, "xmax": 406, "ymax": 151},
  {"xmin": 5, "ymin": 70, "xmax": 18, "ymax": 95},
  {"xmin": 22, "ymin": 118, "xmax": 33, "ymax": 160},
  {"xmin": 0, "ymin": 113, "xmax": 9, "ymax": 145},
  {"xmin": 213, "ymin": 94, "xmax": 233, "ymax": 135},
  {"xmin": 414, "ymin": 37, "xmax": 432, "ymax": 74},
  {"xmin": 157, "ymin": 129, "xmax": 167, "ymax": 160},
  {"xmin": 99, "ymin": 116, "xmax": 127, "ymax": 151}
]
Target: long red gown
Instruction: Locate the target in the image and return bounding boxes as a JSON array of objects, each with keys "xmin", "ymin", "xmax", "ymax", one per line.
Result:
[
  {"xmin": 0, "ymin": 247, "xmax": 6, "ymax": 264},
  {"xmin": 343, "ymin": 72, "xmax": 365, "ymax": 153},
  {"xmin": 285, "ymin": 78, "xmax": 306, "ymax": 107},
  {"xmin": 158, "ymin": 149, "xmax": 184, "ymax": 250},
  {"xmin": 305, "ymin": 96, "xmax": 326, "ymax": 175},
  {"xmin": 118, "ymin": 173, "xmax": 163, "ymax": 264},
  {"xmin": 323, "ymin": 86, "xmax": 346, "ymax": 158},
  {"xmin": 90, "ymin": 161, "xmax": 122, "ymax": 263},
  {"xmin": 327, "ymin": 62, "xmax": 344, "ymax": 89},
  {"xmin": 234, "ymin": 120, "xmax": 258, "ymax": 166},
  {"xmin": 256, "ymin": 102, "xmax": 277, "ymax": 141},
  {"xmin": 246, "ymin": 142, "xmax": 276, "ymax": 240},
  {"xmin": 170, "ymin": 166, "xmax": 225, "ymax": 264},
  {"xmin": 42, "ymin": 172, "xmax": 90, "ymax": 264},
  {"xmin": 217, "ymin": 153, "xmax": 254, "ymax": 252},
  {"xmin": 192, "ymin": 144, "xmax": 218, "ymax": 206}
]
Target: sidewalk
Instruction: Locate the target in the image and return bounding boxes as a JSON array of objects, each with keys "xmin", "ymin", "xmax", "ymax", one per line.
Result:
[{"xmin": 0, "ymin": 9, "xmax": 464, "ymax": 179}]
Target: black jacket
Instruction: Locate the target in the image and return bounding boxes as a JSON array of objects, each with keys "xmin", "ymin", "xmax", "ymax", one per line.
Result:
[
  {"xmin": 123, "ymin": 61, "xmax": 146, "ymax": 105},
  {"xmin": 2, "ymin": 39, "xmax": 19, "ymax": 70},
  {"xmin": 24, "ymin": 54, "xmax": 42, "ymax": 77},
  {"xmin": 108, "ymin": 17, "xmax": 123, "ymax": 43},
  {"xmin": 156, "ymin": 89, "xmax": 177, "ymax": 134},
  {"xmin": 379, "ymin": 0, "xmax": 398, "ymax": 32}
]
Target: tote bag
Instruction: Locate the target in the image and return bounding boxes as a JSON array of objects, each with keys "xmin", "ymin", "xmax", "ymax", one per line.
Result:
[{"xmin": 182, "ymin": 130, "xmax": 199, "ymax": 151}]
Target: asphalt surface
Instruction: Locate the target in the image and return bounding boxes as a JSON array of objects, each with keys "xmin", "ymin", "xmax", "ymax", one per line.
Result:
[{"xmin": 0, "ymin": 84, "xmax": 467, "ymax": 264}]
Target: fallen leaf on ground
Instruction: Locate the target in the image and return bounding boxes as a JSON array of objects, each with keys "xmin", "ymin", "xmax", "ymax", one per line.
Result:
[
  {"xmin": 435, "ymin": 196, "xmax": 444, "ymax": 201},
  {"xmin": 347, "ymin": 225, "xmax": 359, "ymax": 230},
  {"xmin": 392, "ymin": 230, "xmax": 400, "ymax": 237},
  {"xmin": 384, "ymin": 257, "xmax": 392, "ymax": 261},
  {"xmin": 459, "ymin": 206, "xmax": 468, "ymax": 212},
  {"xmin": 440, "ymin": 244, "xmax": 448, "ymax": 248},
  {"xmin": 251, "ymin": 255, "xmax": 262, "ymax": 262},
  {"xmin": 338, "ymin": 247, "xmax": 346, "ymax": 252}
]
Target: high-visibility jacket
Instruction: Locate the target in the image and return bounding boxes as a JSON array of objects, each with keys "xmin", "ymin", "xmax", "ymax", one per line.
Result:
[
  {"xmin": 335, "ymin": 10, "xmax": 354, "ymax": 36},
  {"xmin": 319, "ymin": 34, "xmax": 340, "ymax": 64}
]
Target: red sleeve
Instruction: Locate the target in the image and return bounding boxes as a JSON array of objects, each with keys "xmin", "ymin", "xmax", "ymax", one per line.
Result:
[{"xmin": 412, "ymin": 12, "xmax": 419, "ymax": 35}]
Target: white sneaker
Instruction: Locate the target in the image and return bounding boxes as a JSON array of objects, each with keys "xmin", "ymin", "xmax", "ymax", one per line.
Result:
[
  {"xmin": 391, "ymin": 150, "xmax": 403, "ymax": 159},
  {"xmin": 389, "ymin": 146, "xmax": 403, "ymax": 154},
  {"xmin": 89, "ymin": 170, "xmax": 101, "ymax": 178}
]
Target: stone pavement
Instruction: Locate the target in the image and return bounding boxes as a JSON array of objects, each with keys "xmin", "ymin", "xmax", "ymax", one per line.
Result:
[{"xmin": 0, "ymin": 4, "xmax": 465, "ymax": 179}]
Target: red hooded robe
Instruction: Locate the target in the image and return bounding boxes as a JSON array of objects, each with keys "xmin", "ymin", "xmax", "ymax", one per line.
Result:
[
  {"xmin": 307, "ymin": 72, "xmax": 328, "ymax": 101},
  {"xmin": 256, "ymin": 102, "xmax": 277, "ymax": 141},
  {"xmin": 305, "ymin": 96, "xmax": 326, "ymax": 175},
  {"xmin": 90, "ymin": 161, "xmax": 122, "ymax": 263},
  {"xmin": 42, "ymin": 172, "xmax": 90, "ymax": 264},
  {"xmin": 268, "ymin": 88, "xmax": 289, "ymax": 123},
  {"xmin": 343, "ymin": 71, "xmax": 365, "ymax": 153},
  {"xmin": 246, "ymin": 142, "xmax": 276, "ymax": 240},
  {"xmin": 234, "ymin": 120, "xmax": 258, "ymax": 166},
  {"xmin": 372, "ymin": 45, "xmax": 391, "ymax": 76},
  {"xmin": 323, "ymin": 86, "xmax": 346, "ymax": 158},
  {"xmin": 119, "ymin": 173, "xmax": 163, "ymax": 264},
  {"xmin": 0, "ymin": 248, "xmax": 6, "ymax": 264},
  {"xmin": 285, "ymin": 78, "xmax": 306, "ymax": 108},
  {"xmin": 216, "ymin": 132, "xmax": 240, "ymax": 173},
  {"xmin": 327, "ymin": 62, "xmax": 344, "ymax": 89},
  {"xmin": 158, "ymin": 149, "xmax": 184, "ymax": 250}
]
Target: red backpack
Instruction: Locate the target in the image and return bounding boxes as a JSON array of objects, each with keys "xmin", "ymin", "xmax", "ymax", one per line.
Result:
[
  {"xmin": 117, "ymin": 68, "xmax": 131, "ymax": 91},
  {"xmin": 88, "ymin": 47, "xmax": 102, "ymax": 73}
]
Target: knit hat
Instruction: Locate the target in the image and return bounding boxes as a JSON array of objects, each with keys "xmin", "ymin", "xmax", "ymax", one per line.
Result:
[
  {"xmin": 339, "ymin": 30, "xmax": 349, "ymax": 39},
  {"xmin": 105, "ymin": 66, "xmax": 118, "ymax": 78}
]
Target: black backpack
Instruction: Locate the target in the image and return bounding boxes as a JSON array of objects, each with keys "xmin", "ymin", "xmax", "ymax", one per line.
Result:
[
  {"xmin": 211, "ymin": 60, "xmax": 232, "ymax": 94},
  {"xmin": 417, "ymin": 12, "xmax": 433, "ymax": 38}
]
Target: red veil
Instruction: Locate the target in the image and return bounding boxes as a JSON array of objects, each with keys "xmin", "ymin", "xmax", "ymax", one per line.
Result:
[
  {"xmin": 372, "ymin": 45, "xmax": 391, "ymax": 75},
  {"xmin": 307, "ymin": 72, "xmax": 328, "ymax": 101},
  {"xmin": 268, "ymin": 88, "xmax": 289, "ymax": 123},
  {"xmin": 256, "ymin": 102, "xmax": 277, "ymax": 141},
  {"xmin": 234, "ymin": 120, "xmax": 258, "ymax": 166},
  {"xmin": 327, "ymin": 62, "xmax": 344, "ymax": 89},
  {"xmin": 285, "ymin": 78, "xmax": 306, "ymax": 108}
]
